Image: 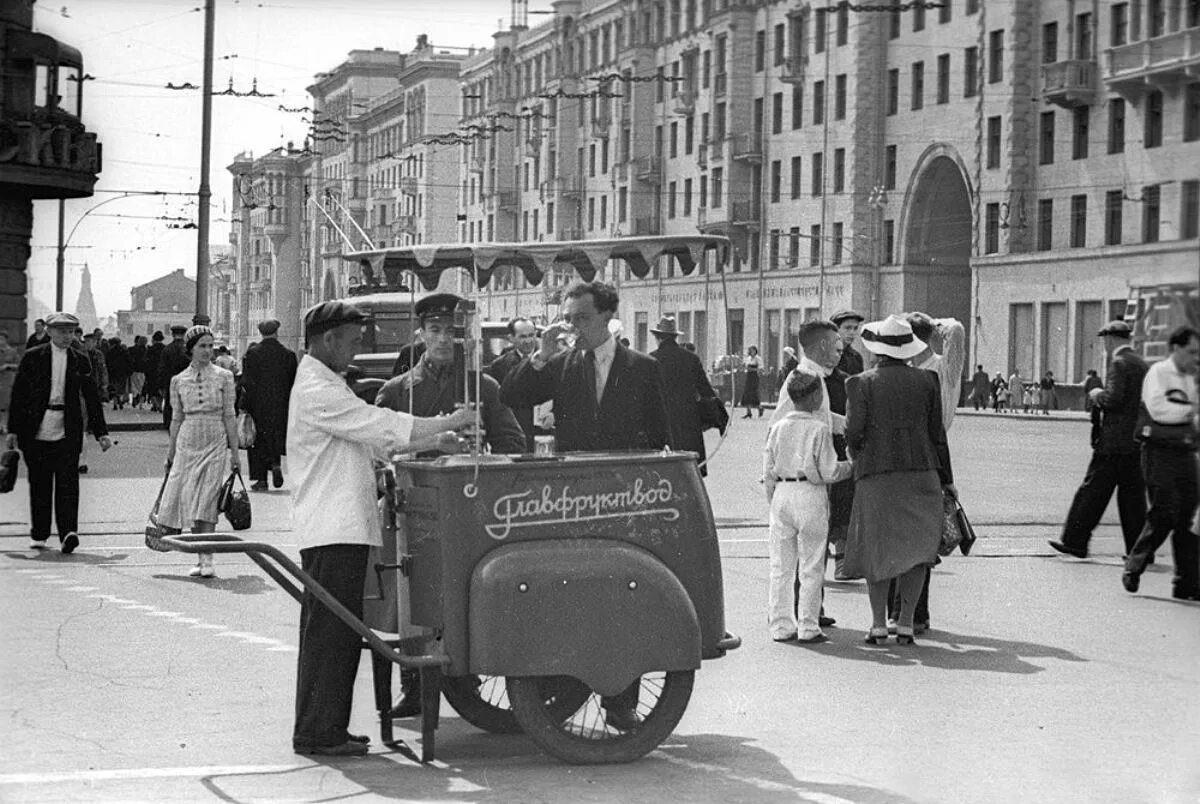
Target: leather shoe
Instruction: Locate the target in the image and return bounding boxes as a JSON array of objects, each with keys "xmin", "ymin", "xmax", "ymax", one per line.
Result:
[
  {"xmin": 272, "ymin": 466, "xmax": 283, "ymax": 488},
  {"xmin": 1171, "ymin": 589, "xmax": 1200, "ymax": 601},
  {"xmin": 604, "ymin": 705, "xmax": 641, "ymax": 732},
  {"xmin": 388, "ymin": 694, "xmax": 421, "ymax": 719},
  {"xmin": 29, "ymin": 539, "xmax": 48, "ymax": 550},
  {"xmin": 1121, "ymin": 571, "xmax": 1140, "ymax": 593},
  {"xmin": 818, "ymin": 615, "xmax": 836, "ymax": 628},
  {"xmin": 61, "ymin": 532, "xmax": 79, "ymax": 555},
  {"xmin": 250, "ymin": 480, "xmax": 268, "ymax": 491},
  {"xmin": 294, "ymin": 740, "xmax": 368, "ymax": 757},
  {"xmin": 796, "ymin": 633, "xmax": 829, "ymax": 644},
  {"xmin": 1048, "ymin": 540, "xmax": 1087, "ymax": 559},
  {"xmin": 347, "ymin": 733, "xmax": 370, "ymax": 744}
]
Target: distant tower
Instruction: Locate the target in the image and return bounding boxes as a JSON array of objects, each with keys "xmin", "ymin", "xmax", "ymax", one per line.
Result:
[{"xmin": 74, "ymin": 262, "xmax": 99, "ymax": 332}]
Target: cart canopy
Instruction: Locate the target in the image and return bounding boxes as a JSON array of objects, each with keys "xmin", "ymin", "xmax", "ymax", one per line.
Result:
[{"xmin": 344, "ymin": 234, "xmax": 730, "ymax": 291}]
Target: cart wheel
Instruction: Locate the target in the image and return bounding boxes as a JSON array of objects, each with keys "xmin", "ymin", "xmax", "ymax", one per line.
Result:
[
  {"xmin": 507, "ymin": 670, "xmax": 694, "ymax": 765},
  {"xmin": 441, "ymin": 675, "xmax": 589, "ymax": 735}
]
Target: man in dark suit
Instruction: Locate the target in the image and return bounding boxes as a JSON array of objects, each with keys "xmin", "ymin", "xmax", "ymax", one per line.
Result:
[
  {"xmin": 6, "ymin": 312, "xmax": 113, "ymax": 554},
  {"xmin": 157, "ymin": 324, "xmax": 190, "ymax": 427},
  {"xmin": 240, "ymin": 319, "xmax": 299, "ymax": 491},
  {"xmin": 830, "ymin": 309, "xmax": 865, "ymax": 376},
  {"xmin": 501, "ymin": 280, "xmax": 671, "ymax": 732},
  {"xmin": 1050, "ymin": 320, "xmax": 1149, "ymax": 558},
  {"xmin": 649, "ymin": 315, "xmax": 718, "ymax": 476},
  {"xmin": 488, "ymin": 316, "xmax": 540, "ymax": 451}
]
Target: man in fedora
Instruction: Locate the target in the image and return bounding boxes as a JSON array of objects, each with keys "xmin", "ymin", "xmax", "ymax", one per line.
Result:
[
  {"xmin": 240, "ymin": 318, "xmax": 298, "ymax": 491},
  {"xmin": 6, "ymin": 312, "xmax": 113, "ymax": 554},
  {"xmin": 1050, "ymin": 320, "xmax": 1149, "ymax": 559},
  {"xmin": 649, "ymin": 314, "xmax": 720, "ymax": 476}
]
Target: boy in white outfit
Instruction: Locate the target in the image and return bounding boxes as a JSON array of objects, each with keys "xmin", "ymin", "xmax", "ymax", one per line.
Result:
[{"xmin": 763, "ymin": 372, "xmax": 853, "ymax": 643}]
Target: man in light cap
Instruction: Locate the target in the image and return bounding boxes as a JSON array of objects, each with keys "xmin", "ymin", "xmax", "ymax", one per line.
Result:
[
  {"xmin": 1050, "ymin": 320, "xmax": 1148, "ymax": 559},
  {"xmin": 6, "ymin": 312, "xmax": 113, "ymax": 554},
  {"xmin": 288, "ymin": 300, "xmax": 475, "ymax": 757},
  {"xmin": 830, "ymin": 309, "xmax": 866, "ymax": 376},
  {"xmin": 239, "ymin": 318, "xmax": 297, "ymax": 490}
]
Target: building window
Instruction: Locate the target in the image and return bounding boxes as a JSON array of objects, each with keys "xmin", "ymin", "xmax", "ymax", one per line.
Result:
[
  {"xmin": 887, "ymin": 69, "xmax": 899, "ymax": 115},
  {"xmin": 1076, "ymin": 13, "xmax": 1093, "ymax": 60},
  {"xmin": 1142, "ymin": 184, "xmax": 1160, "ymax": 243},
  {"xmin": 1104, "ymin": 189, "xmax": 1123, "ymax": 245},
  {"xmin": 939, "ymin": 0, "xmax": 951, "ymax": 23},
  {"xmin": 888, "ymin": 2, "xmax": 901, "ymax": 39},
  {"xmin": 1042, "ymin": 22, "xmax": 1058, "ymax": 64},
  {"xmin": 836, "ymin": 3, "xmax": 849, "ymax": 45},
  {"xmin": 911, "ymin": 61, "xmax": 924, "ymax": 110},
  {"xmin": 770, "ymin": 160, "xmax": 781, "ymax": 202},
  {"xmin": 754, "ymin": 29, "xmax": 765, "ymax": 72},
  {"xmin": 698, "ymin": 175, "xmax": 707, "ymax": 209},
  {"xmin": 774, "ymin": 23, "xmax": 785, "ymax": 66},
  {"xmin": 884, "ymin": 144, "xmax": 897, "ymax": 189},
  {"xmin": 790, "ymin": 155, "xmax": 802, "ymax": 198},
  {"xmin": 810, "ymin": 224, "xmax": 822, "ymax": 265},
  {"xmin": 768, "ymin": 230, "xmax": 781, "ymax": 269},
  {"xmin": 814, "ymin": 8, "xmax": 826, "ymax": 53},
  {"xmin": 1108, "ymin": 99, "xmax": 1125, "ymax": 154},
  {"xmin": 1040, "ymin": 111, "xmax": 1055, "ymax": 165},
  {"xmin": 913, "ymin": 2, "xmax": 925, "ymax": 31},
  {"xmin": 1072, "ymin": 106, "xmax": 1090, "ymax": 159},
  {"xmin": 834, "ymin": 74, "xmax": 847, "ymax": 119},
  {"xmin": 812, "ymin": 152, "xmax": 823, "ymax": 196},
  {"xmin": 966, "ymin": 0, "xmax": 979, "ymax": 13},
  {"xmin": 1070, "ymin": 194, "xmax": 1088, "ymax": 247},
  {"xmin": 833, "ymin": 148, "xmax": 845, "ymax": 193},
  {"xmin": 617, "ymin": 188, "xmax": 626, "ymax": 222},
  {"xmin": 883, "ymin": 219, "xmax": 895, "ymax": 264},
  {"xmin": 1185, "ymin": 83, "xmax": 1200, "ymax": 142},
  {"xmin": 964, "ymin": 47, "xmax": 979, "ymax": 97},
  {"xmin": 1111, "ymin": 3, "xmax": 1129, "ymax": 47},
  {"xmin": 712, "ymin": 167, "xmax": 723, "ymax": 207},
  {"xmin": 987, "ymin": 116, "xmax": 1002, "ymax": 169},
  {"xmin": 788, "ymin": 227, "xmax": 800, "ymax": 266},
  {"xmin": 1182, "ymin": 180, "xmax": 1200, "ymax": 239},
  {"xmin": 936, "ymin": 54, "xmax": 950, "ymax": 104},
  {"xmin": 772, "ymin": 92, "xmax": 783, "ymax": 134},
  {"xmin": 1037, "ymin": 199, "xmax": 1053, "ymax": 251},
  {"xmin": 1144, "ymin": 90, "xmax": 1163, "ymax": 148},
  {"xmin": 813, "ymin": 80, "xmax": 825, "ymax": 124},
  {"xmin": 988, "ymin": 29, "xmax": 1004, "ymax": 83},
  {"xmin": 985, "ymin": 202, "xmax": 1000, "ymax": 253},
  {"xmin": 832, "ymin": 222, "xmax": 844, "ymax": 264},
  {"xmin": 668, "ymin": 181, "xmax": 677, "ymax": 219},
  {"xmin": 669, "ymin": 122, "xmax": 679, "ymax": 158},
  {"xmin": 792, "ymin": 84, "xmax": 804, "ymax": 129}
]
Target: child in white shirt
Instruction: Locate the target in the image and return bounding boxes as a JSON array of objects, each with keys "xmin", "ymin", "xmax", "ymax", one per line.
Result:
[{"xmin": 763, "ymin": 372, "xmax": 853, "ymax": 643}]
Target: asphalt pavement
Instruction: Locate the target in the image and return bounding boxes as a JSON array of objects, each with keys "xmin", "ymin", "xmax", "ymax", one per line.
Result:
[{"xmin": 1, "ymin": 410, "xmax": 1197, "ymax": 803}]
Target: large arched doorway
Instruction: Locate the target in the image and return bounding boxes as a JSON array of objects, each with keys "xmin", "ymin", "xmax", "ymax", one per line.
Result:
[{"xmin": 900, "ymin": 148, "xmax": 973, "ymax": 365}]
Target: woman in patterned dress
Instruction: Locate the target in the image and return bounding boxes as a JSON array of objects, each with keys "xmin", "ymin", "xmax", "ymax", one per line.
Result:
[{"xmin": 158, "ymin": 326, "xmax": 239, "ymax": 578}]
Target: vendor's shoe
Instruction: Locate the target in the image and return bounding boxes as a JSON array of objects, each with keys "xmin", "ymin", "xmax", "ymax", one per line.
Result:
[
  {"xmin": 60, "ymin": 532, "xmax": 79, "ymax": 555},
  {"xmin": 1048, "ymin": 540, "xmax": 1087, "ymax": 559},
  {"xmin": 604, "ymin": 705, "xmax": 641, "ymax": 732},
  {"xmin": 294, "ymin": 741, "xmax": 368, "ymax": 757},
  {"xmin": 272, "ymin": 466, "xmax": 283, "ymax": 489},
  {"xmin": 388, "ymin": 693, "xmax": 422, "ymax": 719},
  {"xmin": 250, "ymin": 480, "xmax": 268, "ymax": 492}
]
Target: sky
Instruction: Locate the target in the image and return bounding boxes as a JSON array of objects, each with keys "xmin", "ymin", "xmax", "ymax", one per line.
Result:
[{"xmin": 28, "ymin": 0, "xmax": 508, "ymax": 320}]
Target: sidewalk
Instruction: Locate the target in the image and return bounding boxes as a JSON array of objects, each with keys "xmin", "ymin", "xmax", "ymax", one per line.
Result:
[
  {"xmin": 956, "ymin": 406, "xmax": 1090, "ymax": 422},
  {"xmin": 101, "ymin": 405, "xmax": 166, "ymax": 431}
]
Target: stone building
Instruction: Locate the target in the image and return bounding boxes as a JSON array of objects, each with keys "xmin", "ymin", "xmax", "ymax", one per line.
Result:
[{"xmin": 115, "ymin": 268, "xmax": 196, "ymax": 340}]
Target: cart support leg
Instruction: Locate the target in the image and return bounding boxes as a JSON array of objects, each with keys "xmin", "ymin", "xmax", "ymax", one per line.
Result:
[
  {"xmin": 370, "ymin": 649, "xmax": 395, "ymax": 746},
  {"xmin": 419, "ymin": 665, "xmax": 441, "ymax": 763}
]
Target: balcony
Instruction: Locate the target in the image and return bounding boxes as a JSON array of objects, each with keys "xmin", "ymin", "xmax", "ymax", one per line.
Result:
[
  {"xmin": 729, "ymin": 132, "xmax": 762, "ymax": 162},
  {"xmin": 1105, "ymin": 27, "xmax": 1200, "ymax": 95},
  {"xmin": 635, "ymin": 155, "xmax": 661, "ymax": 183},
  {"xmin": 672, "ymin": 88, "xmax": 696, "ymax": 115},
  {"xmin": 633, "ymin": 215, "xmax": 661, "ymax": 236},
  {"xmin": 1041, "ymin": 60, "xmax": 1098, "ymax": 108},
  {"xmin": 731, "ymin": 199, "xmax": 761, "ymax": 227},
  {"xmin": 591, "ymin": 116, "xmax": 611, "ymax": 139},
  {"xmin": 780, "ymin": 55, "xmax": 808, "ymax": 84},
  {"xmin": 398, "ymin": 175, "xmax": 418, "ymax": 195}
]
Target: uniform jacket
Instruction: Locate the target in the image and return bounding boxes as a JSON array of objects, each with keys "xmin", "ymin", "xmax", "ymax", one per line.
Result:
[
  {"xmin": 376, "ymin": 356, "xmax": 526, "ymax": 454},
  {"xmin": 1091, "ymin": 346, "xmax": 1149, "ymax": 454},
  {"xmin": 501, "ymin": 341, "xmax": 672, "ymax": 453},
  {"xmin": 240, "ymin": 337, "xmax": 299, "ymax": 456},
  {"xmin": 7, "ymin": 343, "xmax": 108, "ymax": 453},
  {"xmin": 845, "ymin": 359, "xmax": 952, "ymax": 484},
  {"xmin": 157, "ymin": 340, "xmax": 190, "ymax": 392},
  {"xmin": 488, "ymin": 348, "xmax": 535, "ymax": 450},
  {"xmin": 650, "ymin": 339, "xmax": 718, "ymax": 470}
]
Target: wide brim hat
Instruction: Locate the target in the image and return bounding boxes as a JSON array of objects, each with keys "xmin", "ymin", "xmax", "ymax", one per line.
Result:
[
  {"xmin": 860, "ymin": 314, "xmax": 927, "ymax": 360},
  {"xmin": 650, "ymin": 315, "xmax": 679, "ymax": 336}
]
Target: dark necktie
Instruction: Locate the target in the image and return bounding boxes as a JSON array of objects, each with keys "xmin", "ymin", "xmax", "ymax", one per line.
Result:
[{"xmin": 582, "ymin": 350, "xmax": 598, "ymax": 411}]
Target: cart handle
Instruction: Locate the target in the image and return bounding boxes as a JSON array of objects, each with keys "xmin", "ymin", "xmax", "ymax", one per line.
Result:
[{"xmin": 158, "ymin": 533, "xmax": 449, "ymax": 670}]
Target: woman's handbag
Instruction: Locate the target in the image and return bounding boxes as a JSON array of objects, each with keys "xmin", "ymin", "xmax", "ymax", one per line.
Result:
[
  {"xmin": 953, "ymin": 496, "xmax": 978, "ymax": 556},
  {"xmin": 237, "ymin": 412, "xmax": 256, "ymax": 450},
  {"xmin": 938, "ymin": 493, "xmax": 963, "ymax": 556},
  {"xmin": 217, "ymin": 468, "xmax": 252, "ymax": 531},
  {"xmin": 0, "ymin": 447, "xmax": 20, "ymax": 493},
  {"xmin": 144, "ymin": 469, "xmax": 172, "ymax": 552},
  {"xmin": 699, "ymin": 395, "xmax": 730, "ymax": 435}
]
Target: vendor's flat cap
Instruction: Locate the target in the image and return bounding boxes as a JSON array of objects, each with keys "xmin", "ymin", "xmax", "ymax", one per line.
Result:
[
  {"xmin": 258, "ymin": 318, "xmax": 281, "ymax": 335},
  {"xmin": 45, "ymin": 311, "xmax": 80, "ymax": 328},
  {"xmin": 1098, "ymin": 320, "xmax": 1133, "ymax": 337},
  {"xmin": 169, "ymin": 324, "xmax": 189, "ymax": 334},
  {"xmin": 829, "ymin": 309, "xmax": 866, "ymax": 325},
  {"xmin": 415, "ymin": 292, "xmax": 466, "ymax": 321},
  {"xmin": 303, "ymin": 300, "xmax": 371, "ymax": 337}
]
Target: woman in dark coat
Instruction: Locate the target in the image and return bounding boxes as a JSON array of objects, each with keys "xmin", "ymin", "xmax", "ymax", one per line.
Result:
[
  {"xmin": 843, "ymin": 315, "xmax": 955, "ymax": 645},
  {"xmin": 739, "ymin": 346, "xmax": 762, "ymax": 418}
]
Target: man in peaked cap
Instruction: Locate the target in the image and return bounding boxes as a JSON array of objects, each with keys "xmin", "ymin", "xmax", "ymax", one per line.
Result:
[
  {"xmin": 1050, "ymin": 320, "xmax": 1149, "ymax": 559},
  {"xmin": 830, "ymin": 309, "xmax": 866, "ymax": 376},
  {"xmin": 6, "ymin": 312, "xmax": 113, "ymax": 554},
  {"xmin": 240, "ymin": 318, "xmax": 298, "ymax": 491}
]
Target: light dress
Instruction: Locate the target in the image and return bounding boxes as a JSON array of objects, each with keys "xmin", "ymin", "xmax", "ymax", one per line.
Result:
[{"xmin": 159, "ymin": 363, "xmax": 236, "ymax": 527}]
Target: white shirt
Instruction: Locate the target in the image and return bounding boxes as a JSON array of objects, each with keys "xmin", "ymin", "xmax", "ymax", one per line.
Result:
[
  {"xmin": 763, "ymin": 411, "xmax": 852, "ymax": 487},
  {"xmin": 35, "ymin": 344, "xmax": 69, "ymax": 442},
  {"xmin": 287, "ymin": 354, "xmax": 415, "ymax": 551},
  {"xmin": 768, "ymin": 355, "xmax": 839, "ymax": 430},
  {"xmin": 585, "ymin": 335, "xmax": 617, "ymax": 403},
  {"xmin": 1141, "ymin": 357, "xmax": 1199, "ymax": 426}
]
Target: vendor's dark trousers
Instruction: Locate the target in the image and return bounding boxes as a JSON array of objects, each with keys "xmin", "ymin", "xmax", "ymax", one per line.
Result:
[
  {"xmin": 1060, "ymin": 451, "xmax": 1146, "ymax": 553},
  {"xmin": 888, "ymin": 569, "xmax": 930, "ymax": 625},
  {"xmin": 248, "ymin": 444, "xmax": 281, "ymax": 482},
  {"xmin": 23, "ymin": 439, "xmax": 81, "ymax": 542},
  {"xmin": 1125, "ymin": 447, "xmax": 1199, "ymax": 594},
  {"xmin": 293, "ymin": 544, "xmax": 369, "ymax": 749}
]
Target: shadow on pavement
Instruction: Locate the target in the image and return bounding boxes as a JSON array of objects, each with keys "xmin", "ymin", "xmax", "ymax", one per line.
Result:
[
  {"xmin": 195, "ymin": 727, "xmax": 918, "ymax": 803},
  {"xmin": 785, "ymin": 628, "xmax": 1086, "ymax": 674},
  {"xmin": 151, "ymin": 572, "xmax": 276, "ymax": 595},
  {"xmin": 2, "ymin": 549, "xmax": 131, "ymax": 565}
]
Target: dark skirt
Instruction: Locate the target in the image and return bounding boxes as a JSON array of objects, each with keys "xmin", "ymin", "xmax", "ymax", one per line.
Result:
[
  {"xmin": 843, "ymin": 469, "xmax": 942, "ymax": 583},
  {"xmin": 739, "ymin": 370, "xmax": 761, "ymax": 407}
]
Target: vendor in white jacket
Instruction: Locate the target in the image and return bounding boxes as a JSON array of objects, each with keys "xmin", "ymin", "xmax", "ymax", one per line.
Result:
[{"xmin": 288, "ymin": 301, "xmax": 474, "ymax": 757}]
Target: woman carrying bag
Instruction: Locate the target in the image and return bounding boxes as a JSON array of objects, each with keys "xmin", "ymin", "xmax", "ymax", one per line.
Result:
[{"xmin": 158, "ymin": 325, "xmax": 239, "ymax": 578}]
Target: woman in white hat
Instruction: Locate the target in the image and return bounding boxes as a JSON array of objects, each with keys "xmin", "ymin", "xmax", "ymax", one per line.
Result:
[{"xmin": 842, "ymin": 315, "xmax": 956, "ymax": 645}]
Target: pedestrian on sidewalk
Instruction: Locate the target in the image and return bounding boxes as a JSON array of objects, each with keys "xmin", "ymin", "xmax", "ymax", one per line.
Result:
[
  {"xmin": 970, "ymin": 365, "xmax": 991, "ymax": 410},
  {"xmin": 830, "ymin": 309, "xmax": 866, "ymax": 376},
  {"xmin": 991, "ymin": 372, "xmax": 1008, "ymax": 412},
  {"xmin": 157, "ymin": 325, "xmax": 189, "ymax": 428},
  {"xmin": 6, "ymin": 312, "xmax": 113, "ymax": 554},
  {"xmin": 1122, "ymin": 326, "xmax": 1200, "ymax": 600},
  {"xmin": 1050, "ymin": 321, "xmax": 1148, "ymax": 559},
  {"xmin": 739, "ymin": 346, "xmax": 763, "ymax": 418},
  {"xmin": 128, "ymin": 335, "xmax": 147, "ymax": 408},
  {"xmin": 157, "ymin": 326, "xmax": 239, "ymax": 579},
  {"xmin": 239, "ymin": 319, "xmax": 297, "ymax": 491},
  {"xmin": 1039, "ymin": 371, "xmax": 1058, "ymax": 414},
  {"xmin": 843, "ymin": 315, "xmax": 955, "ymax": 646},
  {"xmin": 143, "ymin": 331, "xmax": 165, "ymax": 412},
  {"xmin": 763, "ymin": 372, "xmax": 852, "ymax": 644}
]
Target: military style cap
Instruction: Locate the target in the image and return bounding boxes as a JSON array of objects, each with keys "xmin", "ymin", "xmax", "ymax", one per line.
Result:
[
  {"xmin": 45, "ymin": 311, "xmax": 80, "ymax": 328},
  {"xmin": 1097, "ymin": 320, "xmax": 1133, "ymax": 338},
  {"xmin": 415, "ymin": 293, "xmax": 466, "ymax": 322},
  {"xmin": 303, "ymin": 300, "xmax": 372, "ymax": 338},
  {"xmin": 830, "ymin": 309, "xmax": 866, "ymax": 325},
  {"xmin": 169, "ymin": 324, "xmax": 189, "ymax": 334},
  {"xmin": 258, "ymin": 318, "xmax": 281, "ymax": 335}
]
